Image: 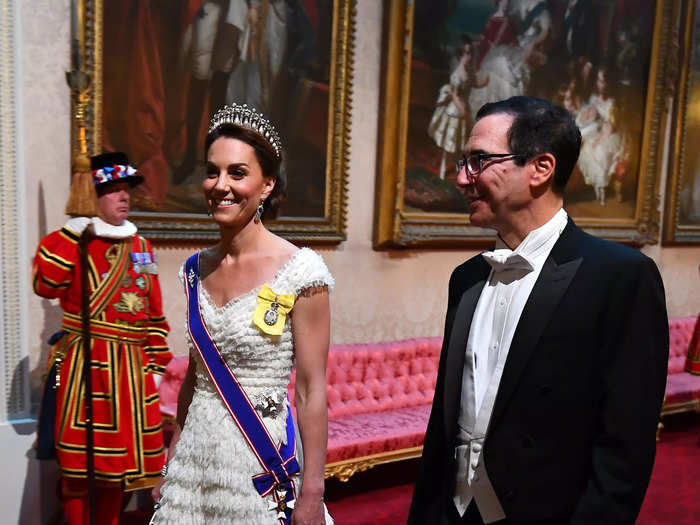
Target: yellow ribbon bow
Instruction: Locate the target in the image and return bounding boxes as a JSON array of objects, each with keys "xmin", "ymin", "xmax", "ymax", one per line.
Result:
[{"xmin": 253, "ymin": 285, "xmax": 295, "ymax": 336}]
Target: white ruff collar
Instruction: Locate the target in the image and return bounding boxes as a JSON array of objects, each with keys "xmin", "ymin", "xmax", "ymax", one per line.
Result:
[{"xmin": 91, "ymin": 217, "xmax": 137, "ymax": 239}]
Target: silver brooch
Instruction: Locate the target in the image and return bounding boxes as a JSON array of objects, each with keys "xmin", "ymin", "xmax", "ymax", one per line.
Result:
[
  {"xmin": 263, "ymin": 299, "xmax": 279, "ymax": 326},
  {"xmin": 254, "ymin": 391, "xmax": 283, "ymax": 417},
  {"xmin": 187, "ymin": 268, "xmax": 196, "ymax": 288}
]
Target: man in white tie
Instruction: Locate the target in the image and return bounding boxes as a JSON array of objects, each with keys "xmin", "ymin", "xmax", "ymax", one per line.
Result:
[{"xmin": 408, "ymin": 97, "xmax": 668, "ymax": 525}]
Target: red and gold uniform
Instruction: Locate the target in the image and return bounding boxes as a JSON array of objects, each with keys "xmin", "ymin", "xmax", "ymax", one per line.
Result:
[
  {"xmin": 686, "ymin": 313, "xmax": 700, "ymax": 375},
  {"xmin": 33, "ymin": 221, "xmax": 172, "ymax": 490}
]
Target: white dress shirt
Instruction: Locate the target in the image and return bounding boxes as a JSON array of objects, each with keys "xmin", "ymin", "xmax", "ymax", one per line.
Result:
[{"xmin": 454, "ymin": 208, "xmax": 569, "ymax": 522}]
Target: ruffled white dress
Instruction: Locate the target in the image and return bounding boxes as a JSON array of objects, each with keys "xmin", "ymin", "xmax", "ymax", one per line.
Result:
[
  {"xmin": 576, "ymin": 94, "xmax": 624, "ymax": 190},
  {"xmin": 428, "ymin": 66, "xmax": 472, "ymax": 154},
  {"xmin": 153, "ymin": 248, "xmax": 334, "ymax": 524}
]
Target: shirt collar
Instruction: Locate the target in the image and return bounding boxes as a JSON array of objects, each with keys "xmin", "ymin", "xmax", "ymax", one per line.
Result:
[
  {"xmin": 91, "ymin": 217, "xmax": 137, "ymax": 239},
  {"xmin": 485, "ymin": 208, "xmax": 568, "ymax": 272}
]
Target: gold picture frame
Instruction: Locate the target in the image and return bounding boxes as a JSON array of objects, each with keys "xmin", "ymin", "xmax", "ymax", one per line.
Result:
[
  {"xmin": 71, "ymin": 0, "xmax": 354, "ymax": 243},
  {"xmin": 374, "ymin": 0, "xmax": 675, "ymax": 248},
  {"xmin": 664, "ymin": 0, "xmax": 700, "ymax": 244}
]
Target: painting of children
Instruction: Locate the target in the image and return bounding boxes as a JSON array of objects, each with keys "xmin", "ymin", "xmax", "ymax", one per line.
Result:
[{"xmin": 401, "ymin": 0, "xmax": 653, "ymax": 221}]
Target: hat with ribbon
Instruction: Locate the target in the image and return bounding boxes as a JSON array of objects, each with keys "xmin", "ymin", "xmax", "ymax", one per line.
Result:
[{"xmin": 90, "ymin": 152, "xmax": 144, "ymax": 188}]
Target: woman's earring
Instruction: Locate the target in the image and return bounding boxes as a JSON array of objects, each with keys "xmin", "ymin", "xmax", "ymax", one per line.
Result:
[{"xmin": 254, "ymin": 201, "xmax": 265, "ymax": 223}]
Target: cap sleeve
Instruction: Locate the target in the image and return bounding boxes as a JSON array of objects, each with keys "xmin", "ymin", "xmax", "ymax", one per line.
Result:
[{"xmin": 288, "ymin": 248, "xmax": 334, "ymax": 295}]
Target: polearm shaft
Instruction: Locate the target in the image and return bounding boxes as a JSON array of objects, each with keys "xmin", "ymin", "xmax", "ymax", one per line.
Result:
[
  {"xmin": 69, "ymin": 2, "xmax": 95, "ymax": 518},
  {"xmin": 79, "ymin": 230, "xmax": 96, "ymax": 525}
]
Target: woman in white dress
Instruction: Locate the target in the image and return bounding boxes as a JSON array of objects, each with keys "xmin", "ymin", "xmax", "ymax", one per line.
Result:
[
  {"xmin": 428, "ymin": 38, "xmax": 488, "ymax": 179},
  {"xmin": 151, "ymin": 103, "xmax": 333, "ymax": 524},
  {"xmin": 575, "ymin": 68, "xmax": 624, "ymax": 205}
]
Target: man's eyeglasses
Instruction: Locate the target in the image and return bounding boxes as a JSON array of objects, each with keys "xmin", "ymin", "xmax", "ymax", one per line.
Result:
[{"xmin": 457, "ymin": 153, "xmax": 525, "ymax": 177}]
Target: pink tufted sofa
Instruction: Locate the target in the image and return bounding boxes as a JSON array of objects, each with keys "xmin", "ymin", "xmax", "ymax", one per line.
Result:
[
  {"xmin": 299, "ymin": 338, "xmax": 441, "ymax": 480},
  {"xmin": 158, "ymin": 337, "xmax": 441, "ymax": 481},
  {"xmin": 158, "ymin": 319, "xmax": 700, "ymax": 481},
  {"xmin": 663, "ymin": 316, "xmax": 700, "ymax": 416}
]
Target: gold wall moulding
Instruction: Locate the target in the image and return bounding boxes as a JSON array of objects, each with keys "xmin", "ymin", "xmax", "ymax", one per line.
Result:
[
  {"xmin": 374, "ymin": 0, "xmax": 677, "ymax": 248},
  {"xmin": 663, "ymin": 0, "xmax": 700, "ymax": 244}
]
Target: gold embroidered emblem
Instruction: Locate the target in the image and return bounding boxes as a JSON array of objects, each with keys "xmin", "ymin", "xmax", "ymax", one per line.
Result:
[
  {"xmin": 105, "ymin": 245, "xmax": 119, "ymax": 267},
  {"xmin": 113, "ymin": 291, "xmax": 145, "ymax": 314}
]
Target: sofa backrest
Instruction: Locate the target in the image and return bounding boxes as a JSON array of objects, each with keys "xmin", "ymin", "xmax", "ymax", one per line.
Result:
[
  {"xmin": 668, "ymin": 316, "xmax": 698, "ymax": 374},
  {"xmin": 288, "ymin": 337, "xmax": 442, "ymax": 419},
  {"xmin": 159, "ymin": 339, "xmax": 443, "ymax": 421},
  {"xmin": 159, "ymin": 316, "xmax": 695, "ymax": 419}
]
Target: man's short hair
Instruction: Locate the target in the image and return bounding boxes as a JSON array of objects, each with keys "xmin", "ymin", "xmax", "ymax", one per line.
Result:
[{"xmin": 475, "ymin": 97, "xmax": 582, "ymax": 194}]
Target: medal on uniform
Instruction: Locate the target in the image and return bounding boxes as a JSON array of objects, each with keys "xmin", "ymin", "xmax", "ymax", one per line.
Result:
[
  {"xmin": 264, "ymin": 300, "xmax": 279, "ymax": 326},
  {"xmin": 131, "ymin": 252, "xmax": 158, "ymax": 274}
]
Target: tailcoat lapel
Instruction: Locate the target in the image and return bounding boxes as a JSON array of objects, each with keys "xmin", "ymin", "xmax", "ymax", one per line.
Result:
[
  {"xmin": 488, "ymin": 221, "xmax": 583, "ymax": 431},
  {"xmin": 443, "ymin": 260, "xmax": 490, "ymax": 440}
]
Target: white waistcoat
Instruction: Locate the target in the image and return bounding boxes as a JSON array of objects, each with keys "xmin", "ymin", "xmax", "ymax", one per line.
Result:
[{"xmin": 453, "ymin": 209, "xmax": 568, "ymax": 523}]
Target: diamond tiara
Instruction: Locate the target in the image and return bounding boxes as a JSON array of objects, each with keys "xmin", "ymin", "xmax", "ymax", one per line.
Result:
[{"xmin": 208, "ymin": 103, "xmax": 282, "ymax": 158}]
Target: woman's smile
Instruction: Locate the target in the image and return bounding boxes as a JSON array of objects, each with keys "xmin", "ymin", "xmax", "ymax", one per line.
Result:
[{"xmin": 211, "ymin": 197, "xmax": 241, "ymax": 208}]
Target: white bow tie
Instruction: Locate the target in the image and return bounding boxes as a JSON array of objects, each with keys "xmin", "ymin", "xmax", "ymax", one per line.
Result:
[{"xmin": 482, "ymin": 249, "xmax": 534, "ymax": 273}]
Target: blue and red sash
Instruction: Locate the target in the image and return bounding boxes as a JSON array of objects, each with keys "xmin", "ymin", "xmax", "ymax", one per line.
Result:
[{"xmin": 184, "ymin": 254, "xmax": 299, "ymax": 524}]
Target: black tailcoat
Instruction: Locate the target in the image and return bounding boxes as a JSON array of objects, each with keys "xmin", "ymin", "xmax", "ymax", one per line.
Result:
[{"xmin": 408, "ymin": 220, "xmax": 669, "ymax": 525}]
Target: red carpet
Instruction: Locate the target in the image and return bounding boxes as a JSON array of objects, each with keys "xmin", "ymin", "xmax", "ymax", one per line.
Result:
[
  {"xmin": 324, "ymin": 412, "xmax": 700, "ymax": 525},
  {"xmin": 326, "ymin": 467, "xmax": 415, "ymax": 525},
  {"xmin": 121, "ymin": 413, "xmax": 699, "ymax": 524},
  {"xmin": 638, "ymin": 413, "xmax": 700, "ymax": 525}
]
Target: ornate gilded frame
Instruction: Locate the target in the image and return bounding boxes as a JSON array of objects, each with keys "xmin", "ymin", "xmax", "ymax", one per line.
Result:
[
  {"xmin": 374, "ymin": 0, "xmax": 675, "ymax": 248},
  {"xmin": 664, "ymin": 0, "xmax": 700, "ymax": 244},
  {"xmin": 70, "ymin": 0, "xmax": 354, "ymax": 243}
]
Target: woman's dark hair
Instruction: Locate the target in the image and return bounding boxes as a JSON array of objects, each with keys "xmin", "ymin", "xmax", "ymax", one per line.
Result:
[
  {"xmin": 454, "ymin": 33, "xmax": 473, "ymax": 59},
  {"xmin": 475, "ymin": 96, "xmax": 582, "ymax": 194},
  {"xmin": 204, "ymin": 123, "xmax": 286, "ymax": 220}
]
